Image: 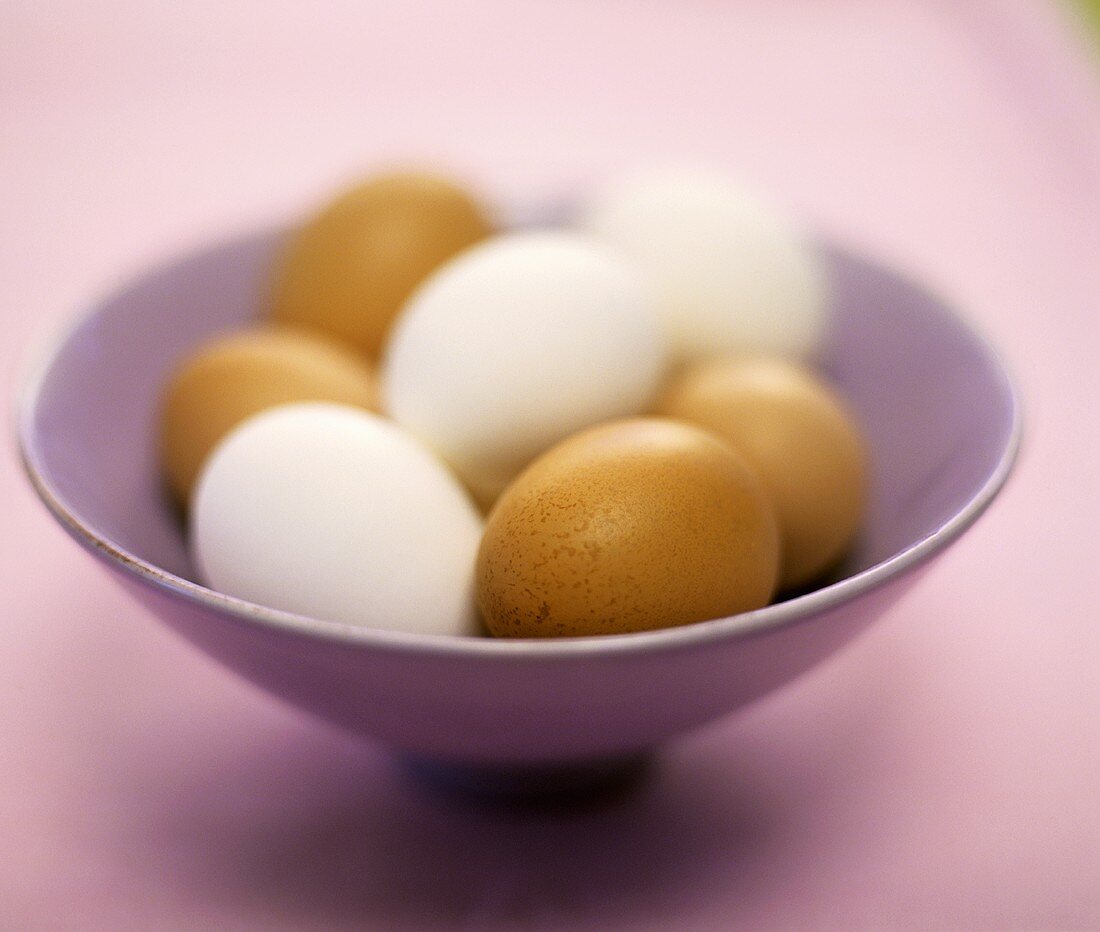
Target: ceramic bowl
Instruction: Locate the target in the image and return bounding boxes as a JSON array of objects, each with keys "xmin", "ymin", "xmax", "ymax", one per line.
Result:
[{"xmin": 18, "ymin": 227, "xmax": 1020, "ymax": 785}]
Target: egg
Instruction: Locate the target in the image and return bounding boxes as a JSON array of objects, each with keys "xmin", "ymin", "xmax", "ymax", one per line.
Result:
[
  {"xmin": 476, "ymin": 418, "xmax": 779, "ymax": 638},
  {"xmin": 578, "ymin": 168, "xmax": 827, "ymax": 363},
  {"xmin": 270, "ymin": 171, "xmax": 493, "ymax": 357},
  {"xmin": 382, "ymin": 232, "xmax": 668, "ymax": 507},
  {"xmin": 160, "ymin": 327, "xmax": 378, "ymax": 505},
  {"xmin": 192, "ymin": 403, "xmax": 483, "ymax": 636},
  {"xmin": 655, "ymin": 356, "xmax": 866, "ymax": 589}
]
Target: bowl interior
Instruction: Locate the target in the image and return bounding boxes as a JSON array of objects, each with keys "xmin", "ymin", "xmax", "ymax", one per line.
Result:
[{"xmin": 22, "ymin": 229, "xmax": 1018, "ymax": 624}]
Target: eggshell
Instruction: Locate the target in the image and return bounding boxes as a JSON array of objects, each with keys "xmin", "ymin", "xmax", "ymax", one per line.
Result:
[
  {"xmin": 656, "ymin": 356, "xmax": 866, "ymax": 589},
  {"xmin": 382, "ymin": 231, "xmax": 668, "ymax": 507},
  {"xmin": 160, "ymin": 327, "xmax": 378, "ymax": 506},
  {"xmin": 578, "ymin": 168, "xmax": 827, "ymax": 362},
  {"xmin": 476, "ymin": 418, "xmax": 780, "ymax": 638},
  {"xmin": 192, "ymin": 403, "xmax": 483, "ymax": 636},
  {"xmin": 270, "ymin": 171, "xmax": 492, "ymax": 357}
]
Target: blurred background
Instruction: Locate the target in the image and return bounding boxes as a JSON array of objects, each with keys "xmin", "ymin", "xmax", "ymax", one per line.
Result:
[{"xmin": 2, "ymin": 2, "xmax": 1098, "ymax": 929}]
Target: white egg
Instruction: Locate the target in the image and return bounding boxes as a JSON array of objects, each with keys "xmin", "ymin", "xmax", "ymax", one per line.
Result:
[
  {"xmin": 381, "ymin": 231, "xmax": 667, "ymax": 505},
  {"xmin": 191, "ymin": 402, "xmax": 483, "ymax": 636},
  {"xmin": 578, "ymin": 168, "xmax": 827, "ymax": 363}
]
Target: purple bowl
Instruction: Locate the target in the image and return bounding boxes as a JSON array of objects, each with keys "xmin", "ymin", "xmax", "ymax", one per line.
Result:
[{"xmin": 17, "ymin": 228, "xmax": 1020, "ymax": 787}]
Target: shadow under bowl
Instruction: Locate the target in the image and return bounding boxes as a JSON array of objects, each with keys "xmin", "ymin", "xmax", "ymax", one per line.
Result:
[{"xmin": 18, "ymin": 228, "xmax": 1020, "ymax": 778}]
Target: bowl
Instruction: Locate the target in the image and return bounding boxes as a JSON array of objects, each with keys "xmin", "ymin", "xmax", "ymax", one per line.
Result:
[{"xmin": 17, "ymin": 226, "xmax": 1020, "ymax": 789}]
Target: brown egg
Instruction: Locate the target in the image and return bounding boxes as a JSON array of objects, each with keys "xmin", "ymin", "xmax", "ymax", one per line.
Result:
[
  {"xmin": 655, "ymin": 356, "xmax": 866, "ymax": 590},
  {"xmin": 269, "ymin": 171, "xmax": 492, "ymax": 357},
  {"xmin": 477, "ymin": 418, "xmax": 779, "ymax": 638},
  {"xmin": 160, "ymin": 327, "xmax": 378, "ymax": 506}
]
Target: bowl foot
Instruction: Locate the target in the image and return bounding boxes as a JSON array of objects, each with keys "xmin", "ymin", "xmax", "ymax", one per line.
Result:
[{"xmin": 401, "ymin": 751, "xmax": 653, "ymax": 805}]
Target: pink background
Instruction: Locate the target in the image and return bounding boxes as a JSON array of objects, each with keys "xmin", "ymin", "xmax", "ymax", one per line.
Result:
[{"xmin": 2, "ymin": 2, "xmax": 1099, "ymax": 928}]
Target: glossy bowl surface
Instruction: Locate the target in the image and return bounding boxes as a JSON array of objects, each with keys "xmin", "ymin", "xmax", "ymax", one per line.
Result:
[{"xmin": 18, "ymin": 228, "xmax": 1020, "ymax": 768}]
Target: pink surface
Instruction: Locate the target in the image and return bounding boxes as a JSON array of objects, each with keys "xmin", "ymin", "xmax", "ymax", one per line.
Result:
[{"xmin": 2, "ymin": 1, "xmax": 1098, "ymax": 928}]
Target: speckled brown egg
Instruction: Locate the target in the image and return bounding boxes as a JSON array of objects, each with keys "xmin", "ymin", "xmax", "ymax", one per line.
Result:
[
  {"xmin": 655, "ymin": 356, "xmax": 866, "ymax": 590},
  {"xmin": 269, "ymin": 171, "xmax": 493, "ymax": 357},
  {"xmin": 476, "ymin": 418, "xmax": 780, "ymax": 638},
  {"xmin": 160, "ymin": 327, "xmax": 378, "ymax": 506}
]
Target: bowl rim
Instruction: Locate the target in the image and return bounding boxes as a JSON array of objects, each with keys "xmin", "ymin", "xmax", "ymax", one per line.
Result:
[{"xmin": 15, "ymin": 235, "xmax": 1023, "ymax": 661}]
